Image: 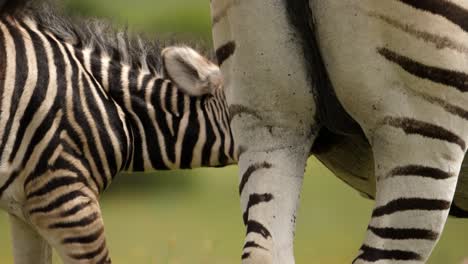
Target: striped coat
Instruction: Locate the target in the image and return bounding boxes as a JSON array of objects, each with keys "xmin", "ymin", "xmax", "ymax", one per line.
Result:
[
  {"xmin": 0, "ymin": 1, "xmax": 236, "ymax": 264},
  {"xmin": 211, "ymin": 0, "xmax": 468, "ymax": 263}
]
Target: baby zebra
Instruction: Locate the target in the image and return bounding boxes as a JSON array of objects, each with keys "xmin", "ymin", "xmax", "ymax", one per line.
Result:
[{"xmin": 0, "ymin": 1, "xmax": 236, "ymax": 264}]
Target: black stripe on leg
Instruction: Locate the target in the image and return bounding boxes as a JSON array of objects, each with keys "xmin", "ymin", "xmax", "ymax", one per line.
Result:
[
  {"xmin": 246, "ymin": 220, "xmax": 271, "ymax": 239},
  {"xmin": 383, "ymin": 117, "xmax": 466, "ymax": 151},
  {"xmin": 368, "ymin": 226, "xmax": 439, "ymax": 240},
  {"xmin": 216, "ymin": 41, "xmax": 236, "ymax": 66},
  {"xmin": 96, "ymin": 250, "xmax": 111, "ymax": 264},
  {"xmin": 29, "ymin": 190, "xmax": 88, "ymax": 215},
  {"xmin": 60, "ymin": 201, "xmax": 93, "ymax": 217},
  {"xmin": 49, "ymin": 212, "xmax": 99, "ymax": 229},
  {"xmin": 355, "ymin": 244, "xmax": 422, "ymax": 262},
  {"xmin": 243, "ymin": 193, "xmax": 274, "ymax": 225},
  {"xmin": 378, "ymin": 47, "xmax": 468, "ymax": 93},
  {"xmin": 243, "ymin": 241, "xmax": 267, "ymax": 251},
  {"xmin": 0, "ymin": 170, "xmax": 19, "ymax": 198},
  {"xmin": 241, "ymin": 252, "xmax": 251, "ymax": 259},
  {"xmin": 26, "ymin": 176, "xmax": 79, "ymax": 199},
  {"xmin": 372, "ymin": 198, "xmax": 451, "ymax": 217},
  {"xmin": 239, "ymin": 162, "xmax": 272, "ymax": 194},
  {"xmin": 62, "ymin": 227, "xmax": 104, "ymax": 244},
  {"xmin": 388, "ymin": 165, "xmax": 455, "ymax": 180},
  {"xmin": 397, "ymin": 0, "xmax": 468, "ymax": 32},
  {"xmin": 70, "ymin": 239, "xmax": 106, "ymax": 260}
]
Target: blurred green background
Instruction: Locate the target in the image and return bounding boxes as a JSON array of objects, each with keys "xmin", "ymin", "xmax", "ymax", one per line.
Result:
[{"xmin": 0, "ymin": 1, "xmax": 467, "ymax": 263}]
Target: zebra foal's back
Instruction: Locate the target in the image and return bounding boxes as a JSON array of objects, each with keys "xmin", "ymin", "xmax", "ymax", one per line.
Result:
[
  {"xmin": 0, "ymin": 1, "xmax": 236, "ymax": 263},
  {"xmin": 0, "ymin": 13, "xmax": 131, "ymax": 208}
]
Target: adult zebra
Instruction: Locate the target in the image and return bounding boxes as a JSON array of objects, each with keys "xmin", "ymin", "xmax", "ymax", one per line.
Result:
[
  {"xmin": 0, "ymin": 1, "xmax": 236, "ymax": 263},
  {"xmin": 212, "ymin": 0, "xmax": 468, "ymax": 263}
]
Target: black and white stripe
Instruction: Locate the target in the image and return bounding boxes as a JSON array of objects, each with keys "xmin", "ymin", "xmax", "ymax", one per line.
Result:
[
  {"xmin": 0, "ymin": 2, "xmax": 236, "ymax": 263},
  {"xmin": 211, "ymin": 0, "xmax": 468, "ymax": 263}
]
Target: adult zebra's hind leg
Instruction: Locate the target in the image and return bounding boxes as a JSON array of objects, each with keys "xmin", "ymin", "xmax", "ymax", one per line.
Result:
[
  {"xmin": 353, "ymin": 120, "xmax": 465, "ymax": 264},
  {"xmin": 239, "ymin": 142, "xmax": 315, "ymax": 264},
  {"xmin": 9, "ymin": 214, "xmax": 52, "ymax": 264},
  {"xmin": 211, "ymin": 0, "xmax": 318, "ymax": 262}
]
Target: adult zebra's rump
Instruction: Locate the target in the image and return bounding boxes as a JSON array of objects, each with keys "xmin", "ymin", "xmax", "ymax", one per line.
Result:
[{"xmin": 211, "ymin": 0, "xmax": 468, "ymax": 263}]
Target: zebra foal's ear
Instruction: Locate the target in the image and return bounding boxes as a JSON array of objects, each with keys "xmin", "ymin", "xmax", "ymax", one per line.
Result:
[{"xmin": 162, "ymin": 46, "xmax": 223, "ymax": 96}]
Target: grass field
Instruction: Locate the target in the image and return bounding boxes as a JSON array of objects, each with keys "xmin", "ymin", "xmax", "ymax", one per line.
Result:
[
  {"xmin": 1, "ymin": 159, "xmax": 467, "ymax": 263},
  {"xmin": 0, "ymin": 1, "xmax": 467, "ymax": 263},
  {"xmin": 64, "ymin": 0, "xmax": 213, "ymax": 42}
]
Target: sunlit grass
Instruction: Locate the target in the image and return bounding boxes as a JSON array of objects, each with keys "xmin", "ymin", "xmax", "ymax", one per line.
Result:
[{"xmin": 1, "ymin": 158, "xmax": 467, "ymax": 263}]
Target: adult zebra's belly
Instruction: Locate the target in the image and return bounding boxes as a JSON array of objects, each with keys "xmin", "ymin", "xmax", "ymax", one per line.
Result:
[
  {"xmin": 312, "ymin": 130, "xmax": 468, "ymax": 213},
  {"xmin": 456, "ymin": 164, "xmax": 468, "ymax": 213},
  {"xmin": 312, "ymin": 130, "xmax": 376, "ymax": 199}
]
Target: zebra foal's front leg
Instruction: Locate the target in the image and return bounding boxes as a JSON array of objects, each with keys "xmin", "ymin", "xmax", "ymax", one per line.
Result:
[
  {"xmin": 9, "ymin": 214, "xmax": 52, "ymax": 264},
  {"xmin": 25, "ymin": 175, "xmax": 111, "ymax": 264},
  {"xmin": 353, "ymin": 121, "xmax": 464, "ymax": 264}
]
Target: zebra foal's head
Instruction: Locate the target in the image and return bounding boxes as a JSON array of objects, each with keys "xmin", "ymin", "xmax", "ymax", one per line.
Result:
[{"xmin": 162, "ymin": 46, "xmax": 238, "ymax": 166}]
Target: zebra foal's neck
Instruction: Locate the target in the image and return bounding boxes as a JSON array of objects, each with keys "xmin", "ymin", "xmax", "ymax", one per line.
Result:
[
  {"xmin": 80, "ymin": 44, "xmax": 236, "ymax": 171},
  {"xmin": 0, "ymin": 5, "xmax": 236, "ymax": 176}
]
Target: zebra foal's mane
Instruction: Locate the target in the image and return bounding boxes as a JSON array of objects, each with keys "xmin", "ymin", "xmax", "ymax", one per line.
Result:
[{"xmin": 1, "ymin": 0, "xmax": 212, "ymax": 75}]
